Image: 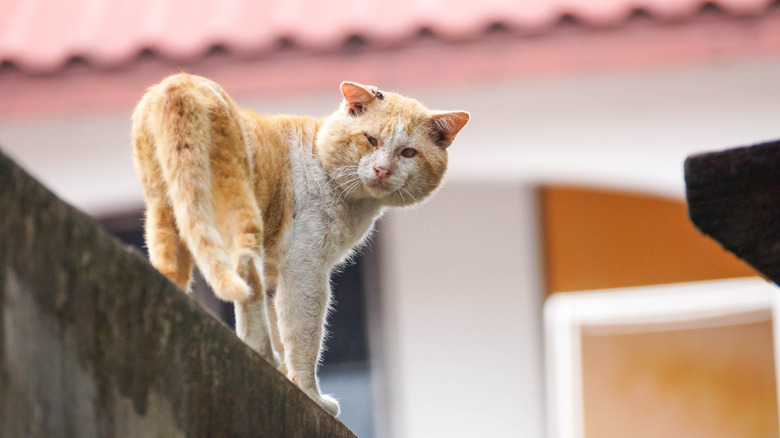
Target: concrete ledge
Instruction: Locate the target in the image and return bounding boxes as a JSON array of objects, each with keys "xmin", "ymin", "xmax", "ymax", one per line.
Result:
[{"xmin": 0, "ymin": 149, "xmax": 356, "ymax": 437}]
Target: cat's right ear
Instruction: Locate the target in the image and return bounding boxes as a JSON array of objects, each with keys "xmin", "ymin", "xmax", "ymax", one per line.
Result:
[{"xmin": 341, "ymin": 82, "xmax": 376, "ymax": 117}]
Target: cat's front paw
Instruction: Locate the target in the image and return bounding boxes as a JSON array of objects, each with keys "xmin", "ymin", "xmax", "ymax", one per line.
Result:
[
  {"xmin": 317, "ymin": 394, "xmax": 340, "ymax": 417},
  {"xmin": 296, "ymin": 382, "xmax": 340, "ymax": 416}
]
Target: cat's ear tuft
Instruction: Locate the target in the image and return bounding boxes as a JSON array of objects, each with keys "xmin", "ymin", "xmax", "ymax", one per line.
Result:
[
  {"xmin": 341, "ymin": 82, "xmax": 378, "ymax": 117},
  {"xmin": 430, "ymin": 111, "xmax": 470, "ymax": 149}
]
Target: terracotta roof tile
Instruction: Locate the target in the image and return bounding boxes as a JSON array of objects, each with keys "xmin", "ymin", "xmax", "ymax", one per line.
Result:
[{"xmin": 0, "ymin": 0, "xmax": 775, "ymax": 73}]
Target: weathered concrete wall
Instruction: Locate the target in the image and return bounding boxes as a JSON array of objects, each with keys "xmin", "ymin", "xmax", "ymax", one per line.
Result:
[{"xmin": 0, "ymin": 149, "xmax": 356, "ymax": 438}]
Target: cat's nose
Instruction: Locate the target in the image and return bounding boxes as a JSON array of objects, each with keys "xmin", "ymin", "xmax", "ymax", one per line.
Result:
[{"xmin": 373, "ymin": 165, "xmax": 391, "ymax": 179}]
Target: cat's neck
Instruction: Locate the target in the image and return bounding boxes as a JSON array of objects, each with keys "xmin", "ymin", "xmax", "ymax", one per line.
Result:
[
  {"xmin": 331, "ymin": 177, "xmax": 386, "ymax": 237},
  {"xmin": 340, "ymin": 197, "xmax": 385, "ymax": 258},
  {"xmin": 346, "ymin": 196, "xmax": 385, "ymax": 220}
]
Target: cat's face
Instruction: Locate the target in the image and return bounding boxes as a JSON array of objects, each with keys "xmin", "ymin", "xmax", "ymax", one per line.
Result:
[{"xmin": 317, "ymin": 82, "xmax": 469, "ymax": 207}]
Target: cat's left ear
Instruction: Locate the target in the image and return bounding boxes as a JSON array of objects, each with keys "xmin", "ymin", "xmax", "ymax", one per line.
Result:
[
  {"xmin": 431, "ymin": 111, "xmax": 470, "ymax": 149},
  {"xmin": 341, "ymin": 82, "xmax": 382, "ymax": 117}
]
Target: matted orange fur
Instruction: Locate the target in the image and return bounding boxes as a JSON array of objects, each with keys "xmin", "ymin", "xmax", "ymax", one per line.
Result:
[{"xmin": 132, "ymin": 73, "xmax": 468, "ymax": 416}]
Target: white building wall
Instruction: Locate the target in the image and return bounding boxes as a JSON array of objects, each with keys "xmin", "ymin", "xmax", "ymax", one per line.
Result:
[{"xmin": 377, "ymin": 183, "xmax": 545, "ymax": 438}]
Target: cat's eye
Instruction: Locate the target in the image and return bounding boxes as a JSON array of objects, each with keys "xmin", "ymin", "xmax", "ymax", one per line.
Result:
[
  {"xmin": 365, "ymin": 134, "xmax": 378, "ymax": 148},
  {"xmin": 401, "ymin": 148, "xmax": 418, "ymax": 158}
]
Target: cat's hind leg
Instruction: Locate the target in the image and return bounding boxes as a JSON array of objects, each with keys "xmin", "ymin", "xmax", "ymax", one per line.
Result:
[
  {"xmin": 136, "ymin": 72, "xmax": 276, "ymax": 363},
  {"xmin": 214, "ymin": 169, "xmax": 279, "ymax": 366},
  {"xmin": 145, "ymin": 200, "xmax": 194, "ymax": 291},
  {"xmin": 132, "ymin": 121, "xmax": 194, "ymax": 290},
  {"xmin": 144, "ymin": 73, "xmax": 251, "ymax": 303},
  {"xmin": 235, "ymin": 292, "xmax": 280, "ymax": 367},
  {"xmin": 265, "ymin": 283, "xmax": 287, "ymax": 373}
]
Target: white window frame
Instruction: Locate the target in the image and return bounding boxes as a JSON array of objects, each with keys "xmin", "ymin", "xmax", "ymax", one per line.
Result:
[{"xmin": 544, "ymin": 277, "xmax": 780, "ymax": 438}]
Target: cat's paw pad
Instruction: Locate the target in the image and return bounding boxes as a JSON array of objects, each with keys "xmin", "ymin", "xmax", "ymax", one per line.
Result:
[{"xmin": 318, "ymin": 394, "xmax": 340, "ymax": 417}]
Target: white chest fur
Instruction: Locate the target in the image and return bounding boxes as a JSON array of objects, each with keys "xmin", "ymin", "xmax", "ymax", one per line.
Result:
[{"xmin": 281, "ymin": 135, "xmax": 383, "ymax": 272}]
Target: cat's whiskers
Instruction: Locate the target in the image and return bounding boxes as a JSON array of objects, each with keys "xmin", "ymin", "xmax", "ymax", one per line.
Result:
[
  {"xmin": 340, "ymin": 177, "xmax": 364, "ymax": 202},
  {"xmin": 404, "ymin": 186, "xmax": 418, "ymax": 204},
  {"xmin": 335, "ymin": 176, "xmax": 360, "ymax": 194},
  {"xmin": 399, "ymin": 185, "xmax": 420, "ymax": 205},
  {"xmin": 331, "ymin": 168, "xmax": 359, "ymax": 188},
  {"xmin": 325, "ymin": 166, "xmax": 359, "ymax": 197},
  {"xmin": 396, "ymin": 187, "xmax": 408, "ymax": 205},
  {"xmin": 328, "ymin": 166, "xmax": 364, "ymax": 202}
]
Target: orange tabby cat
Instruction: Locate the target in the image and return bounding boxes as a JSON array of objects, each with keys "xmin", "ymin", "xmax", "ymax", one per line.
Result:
[{"xmin": 131, "ymin": 73, "xmax": 468, "ymax": 416}]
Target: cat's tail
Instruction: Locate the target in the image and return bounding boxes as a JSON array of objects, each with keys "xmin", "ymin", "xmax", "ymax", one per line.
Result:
[{"xmin": 145, "ymin": 74, "xmax": 251, "ymax": 302}]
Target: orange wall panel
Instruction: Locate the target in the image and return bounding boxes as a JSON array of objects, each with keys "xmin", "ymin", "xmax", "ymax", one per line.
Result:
[
  {"xmin": 540, "ymin": 185, "xmax": 756, "ymax": 294},
  {"xmin": 581, "ymin": 317, "xmax": 779, "ymax": 438}
]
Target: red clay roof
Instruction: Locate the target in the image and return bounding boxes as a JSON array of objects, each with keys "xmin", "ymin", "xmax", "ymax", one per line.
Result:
[{"xmin": 0, "ymin": 0, "xmax": 775, "ymax": 74}]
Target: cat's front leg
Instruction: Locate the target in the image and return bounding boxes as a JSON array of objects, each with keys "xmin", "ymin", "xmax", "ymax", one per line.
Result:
[{"xmin": 276, "ymin": 268, "xmax": 340, "ymax": 416}]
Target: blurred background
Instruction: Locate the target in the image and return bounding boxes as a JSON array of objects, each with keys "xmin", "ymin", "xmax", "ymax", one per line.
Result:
[{"xmin": 2, "ymin": 0, "xmax": 780, "ymax": 436}]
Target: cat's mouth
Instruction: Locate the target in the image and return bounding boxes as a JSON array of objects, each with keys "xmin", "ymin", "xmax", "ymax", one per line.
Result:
[{"xmin": 364, "ymin": 178, "xmax": 395, "ymax": 197}]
